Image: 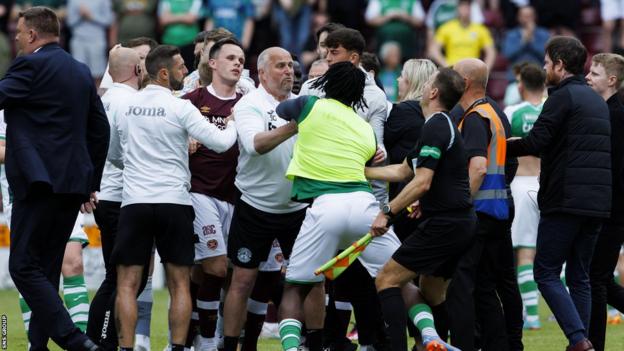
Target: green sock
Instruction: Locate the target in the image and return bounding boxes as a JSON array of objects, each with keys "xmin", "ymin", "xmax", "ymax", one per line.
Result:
[
  {"xmin": 63, "ymin": 274, "xmax": 90, "ymax": 332},
  {"xmin": 18, "ymin": 293, "xmax": 31, "ymax": 332},
  {"xmin": 517, "ymin": 264, "xmax": 539, "ymax": 322},
  {"xmin": 278, "ymin": 318, "xmax": 302, "ymax": 351},
  {"xmin": 407, "ymin": 303, "xmax": 439, "ymax": 340}
]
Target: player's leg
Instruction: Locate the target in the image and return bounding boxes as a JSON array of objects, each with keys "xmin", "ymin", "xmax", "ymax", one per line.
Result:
[
  {"xmin": 223, "ymin": 198, "xmax": 278, "ymax": 351},
  {"xmin": 62, "ymin": 240, "xmax": 89, "ymax": 333},
  {"xmin": 112, "ymin": 204, "xmax": 157, "ymax": 350},
  {"xmin": 156, "ymin": 203, "xmax": 196, "ymax": 350},
  {"xmin": 511, "ymin": 176, "xmax": 541, "ymax": 330},
  {"xmin": 115, "ymin": 264, "xmax": 144, "ymax": 349},
  {"xmin": 165, "ymin": 263, "xmax": 193, "ymax": 349},
  {"xmin": 242, "ymin": 243, "xmax": 284, "ymax": 351},
  {"xmin": 192, "ymin": 193, "xmax": 231, "ymax": 350},
  {"xmin": 280, "ymin": 194, "xmax": 346, "ymax": 351},
  {"xmin": 135, "ymin": 255, "xmax": 154, "ymax": 351}
]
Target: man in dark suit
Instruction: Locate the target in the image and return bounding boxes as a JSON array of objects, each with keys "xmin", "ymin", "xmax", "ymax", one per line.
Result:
[{"xmin": 3, "ymin": 7, "xmax": 109, "ymax": 351}]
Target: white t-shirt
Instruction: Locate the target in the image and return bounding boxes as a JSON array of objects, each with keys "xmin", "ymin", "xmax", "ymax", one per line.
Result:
[
  {"xmin": 108, "ymin": 84, "xmax": 237, "ymax": 207},
  {"xmin": 234, "ymin": 85, "xmax": 308, "ymax": 214},
  {"xmin": 98, "ymin": 83, "xmax": 138, "ymax": 202}
]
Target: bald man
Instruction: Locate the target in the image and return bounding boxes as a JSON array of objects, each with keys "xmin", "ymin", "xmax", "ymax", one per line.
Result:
[
  {"xmin": 86, "ymin": 46, "xmax": 141, "ymax": 350},
  {"xmin": 446, "ymin": 58, "xmax": 519, "ymax": 351},
  {"xmin": 222, "ymin": 47, "xmax": 308, "ymax": 351}
]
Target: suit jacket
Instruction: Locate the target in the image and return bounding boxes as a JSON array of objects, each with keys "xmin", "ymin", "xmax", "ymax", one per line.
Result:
[{"xmin": 0, "ymin": 43, "xmax": 109, "ymax": 200}]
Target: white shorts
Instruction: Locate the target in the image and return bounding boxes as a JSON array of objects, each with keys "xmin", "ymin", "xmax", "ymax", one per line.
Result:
[
  {"xmin": 511, "ymin": 176, "xmax": 540, "ymax": 248},
  {"xmin": 192, "ymin": 193, "xmax": 234, "ymax": 262},
  {"xmin": 601, "ymin": 0, "xmax": 624, "ymax": 21},
  {"xmin": 285, "ymin": 191, "xmax": 401, "ymax": 284},
  {"xmin": 258, "ymin": 239, "xmax": 285, "ymax": 272}
]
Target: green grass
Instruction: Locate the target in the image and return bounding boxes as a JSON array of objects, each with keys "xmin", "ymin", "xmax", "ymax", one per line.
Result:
[{"xmin": 1, "ymin": 289, "xmax": 623, "ymax": 350}]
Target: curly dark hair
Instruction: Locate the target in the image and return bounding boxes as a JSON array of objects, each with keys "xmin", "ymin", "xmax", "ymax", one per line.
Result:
[{"xmin": 311, "ymin": 61, "xmax": 368, "ymax": 111}]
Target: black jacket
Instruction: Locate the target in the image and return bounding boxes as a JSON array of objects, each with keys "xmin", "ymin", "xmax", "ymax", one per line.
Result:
[
  {"xmin": 384, "ymin": 100, "xmax": 424, "ymax": 165},
  {"xmin": 507, "ymin": 75, "xmax": 611, "ymax": 218},
  {"xmin": 0, "ymin": 43, "xmax": 109, "ymax": 200},
  {"xmin": 607, "ymin": 93, "xmax": 624, "ymax": 223}
]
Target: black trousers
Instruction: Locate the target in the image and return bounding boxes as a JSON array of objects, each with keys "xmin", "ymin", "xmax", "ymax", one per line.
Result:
[
  {"xmin": 446, "ymin": 213, "xmax": 519, "ymax": 351},
  {"xmin": 589, "ymin": 221, "xmax": 624, "ymax": 351},
  {"xmin": 87, "ymin": 200, "xmax": 121, "ymax": 350},
  {"xmin": 86, "ymin": 200, "xmax": 150, "ymax": 351},
  {"xmin": 8, "ymin": 191, "xmax": 85, "ymax": 350}
]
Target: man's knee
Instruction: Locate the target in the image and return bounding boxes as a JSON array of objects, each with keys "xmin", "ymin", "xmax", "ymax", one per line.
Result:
[
  {"xmin": 62, "ymin": 253, "xmax": 84, "ymax": 276},
  {"xmin": 201, "ymin": 255, "xmax": 228, "ymax": 278},
  {"xmin": 375, "ymin": 270, "xmax": 398, "ymax": 291}
]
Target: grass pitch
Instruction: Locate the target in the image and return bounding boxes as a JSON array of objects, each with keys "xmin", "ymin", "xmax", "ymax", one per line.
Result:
[{"xmin": 1, "ymin": 289, "xmax": 623, "ymax": 350}]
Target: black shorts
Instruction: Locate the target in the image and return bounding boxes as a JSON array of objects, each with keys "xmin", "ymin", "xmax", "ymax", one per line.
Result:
[
  {"xmin": 227, "ymin": 197, "xmax": 307, "ymax": 268},
  {"xmin": 393, "ymin": 208, "xmax": 477, "ymax": 279},
  {"xmin": 111, "ymin": 203, "xmax": 196, "ymax": 266}
]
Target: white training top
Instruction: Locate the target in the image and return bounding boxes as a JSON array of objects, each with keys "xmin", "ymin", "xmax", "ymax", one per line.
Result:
[
  {"xmin": 234, "ymin": 85, "xmax": 308, "ymax": 214},
  {"xmin": 108, "ymin": 84, "xmax": 237, "ymax": 207},
  {"xmin": 98, "ymin": 83, "xmax": 138, "ymax": 202}
]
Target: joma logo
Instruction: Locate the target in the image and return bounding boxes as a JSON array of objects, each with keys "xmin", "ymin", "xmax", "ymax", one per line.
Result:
[{"xmin": 125, "ymin": 106, "xmax": 166, "ymax": 117}]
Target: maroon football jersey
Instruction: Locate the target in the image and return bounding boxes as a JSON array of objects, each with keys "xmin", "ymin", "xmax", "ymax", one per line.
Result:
[{"xmin": 182, "ymin": 87, "xmax": 242, "ymax": 204}]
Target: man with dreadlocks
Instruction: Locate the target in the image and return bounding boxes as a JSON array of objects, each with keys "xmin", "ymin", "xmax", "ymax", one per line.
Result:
[{"xmin": 274, "ymin": 61, "xmax": 402, "ymax": 351}]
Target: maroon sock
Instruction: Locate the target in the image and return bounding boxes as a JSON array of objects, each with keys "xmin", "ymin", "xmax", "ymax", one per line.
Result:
[
  {"xmin": 185, "ymin": 280, "xmax": 200, "ymax": 347},
  {"xmin": 198, "ymin": 273, "xmax": 226, "ymax": 338}
]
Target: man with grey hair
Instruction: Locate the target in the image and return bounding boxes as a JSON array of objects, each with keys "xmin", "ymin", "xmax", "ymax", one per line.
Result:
[{"xmin": 221, "ymin": 47, "xmax": 308, "ymax": 351}]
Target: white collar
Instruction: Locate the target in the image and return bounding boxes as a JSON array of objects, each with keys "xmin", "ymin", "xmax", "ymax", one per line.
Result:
[
  {"xmin": 257, "ymin": 84, "xmax": 293, "ymax": 105},
  {"xmin": 207, "ymin": 84, "xmax": 237, "ymax": 100},
  {"xmin": 144, "ymin": 84, "xmax": 173, "ymax": 94}
]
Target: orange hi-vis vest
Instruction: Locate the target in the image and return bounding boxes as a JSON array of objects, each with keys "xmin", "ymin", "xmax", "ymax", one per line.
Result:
[{"xmin": 459, "ymin": 100, "xmax": 509, "ymax": 220}]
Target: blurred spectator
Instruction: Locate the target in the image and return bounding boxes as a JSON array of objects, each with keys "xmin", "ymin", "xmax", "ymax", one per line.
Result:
[
  {"xmin": 111, "ymin": 0, "xmax": 158, "ymax": 45},
  {"xmin": 503, "ymin": 62, "xmax": 527, "ymax": 107},
  {"xmin": 307, "ymin": 58, "xmax": 328, "ymax": 79},
  {"xmin": 601, "ymin": 0, "xmax": 624, "ymax": 52},
  {"xmin": 429, "ymin": 0, "xmax": 496, "ymax": 69},
  {"xmin": 531, "ymin": 0, "xmax": 580, "ymax": 36},
  {"xmin": 203, "ymin": 0, "xmax": 255, "ymax": 50},
  {"xmin": 292, "ymin": 54, "xmax": 303, "ymax": 94},
  {"xmin": 326, "ymin": 0, "xmax": 368, "ymax": 36},
  {"xmin": 273, "ymin": 0, "xmax": 314, "ymax": 57},
  {"xmin": 361, "ymin": 51, "xmax": 385, "ymax": 91},
  {"xmin": 158, "ymin": 0, "xmax": 202, "ymax": 71},
  {"xmin": 192, "ymin": 30, "xmax": 210, "ymax": 71},
  {"xmin": 299, "ymin": 12, "xmax": 330, "ymax": 68},
  {"xmin": 13, "ymin": 1, "xmax": 67, "ymax": 20},
  {"xmin": 365, "ymin": 0, "xmax": 425, "ymax": 60},
  {"xmin": 501, "ymin": 5, "xmax": 549, "ymax": 81},
  {"xmin": 378, "ymin": 41, "xmax": 402, "ymax": 101},
  {"xmin": 66, "ymin": 0, "xmax": 114, "ymax": 85},
  {"xmin": 425, "ymin": 0, "xmax": 484, "ymax": 32},
  {"xmin": 0, "ymin": 1, "xmax": 11, "ymax": 78},
  {"xmin": 246, "ymin": 0, "xmax": 277, "ymax": 58}
]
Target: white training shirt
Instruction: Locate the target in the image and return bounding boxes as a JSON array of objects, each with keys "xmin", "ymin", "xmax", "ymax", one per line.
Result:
[
  {"xmin": 98, "ymin": 83, "xmax": 138, "ymax": 202},
  {"xmin": 234, "ymin": 85, "xmax": 308, "ymax": 214},
  {"xmin": 108, "ymin": 84, "xmax": 237, "ymax": 207}
]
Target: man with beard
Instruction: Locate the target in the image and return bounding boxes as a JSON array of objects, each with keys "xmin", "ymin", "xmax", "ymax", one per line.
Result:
[
  {"xmin": 107, "ymin": 45, "xmax": 238, "ymax": 351},
  {"xmin": 507, "ymin": 36, "xmax": 611, "ymax": 351}
]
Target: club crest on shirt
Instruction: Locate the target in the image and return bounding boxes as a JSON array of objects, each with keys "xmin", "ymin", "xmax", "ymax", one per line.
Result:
[{"xmin": 207, "ymin": 239, "xmax": 218, "ymax": 250}]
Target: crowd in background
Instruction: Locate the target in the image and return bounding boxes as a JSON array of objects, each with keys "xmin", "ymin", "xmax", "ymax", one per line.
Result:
[{"xmin": 0, "ymin": 0, "xmax": 616, "ymax": 108}]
